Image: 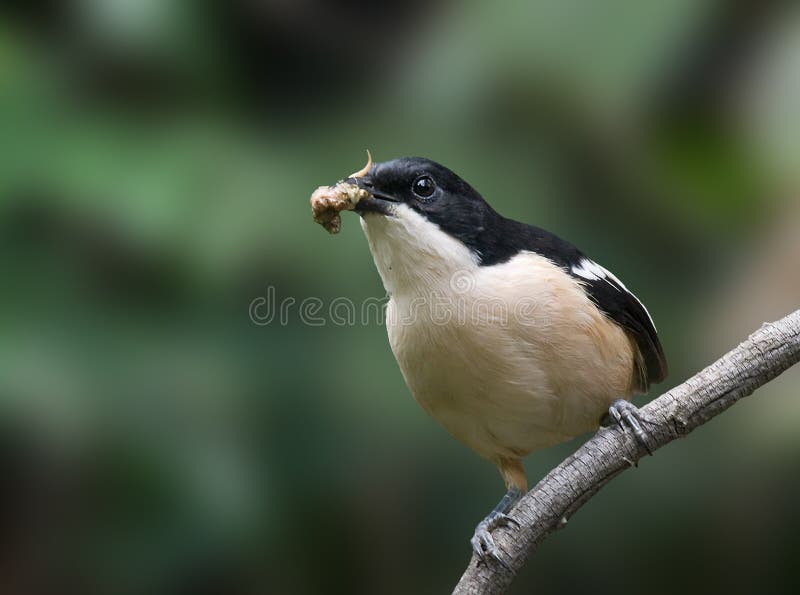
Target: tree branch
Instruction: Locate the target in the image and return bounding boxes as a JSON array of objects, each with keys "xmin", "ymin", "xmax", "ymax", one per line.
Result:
[{"xmin": 453, "ymin": 309, "xmax": 800, "ymax": 595}]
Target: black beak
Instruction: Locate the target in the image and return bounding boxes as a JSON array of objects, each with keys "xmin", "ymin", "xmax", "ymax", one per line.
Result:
[{"xmin": 345, "ymin": 175, "xmax": 399, "ymax": 215}]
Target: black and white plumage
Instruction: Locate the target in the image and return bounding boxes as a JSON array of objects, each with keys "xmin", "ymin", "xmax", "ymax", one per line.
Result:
[{"xmin": 343, "ymin": 156, "xmax": 667, "ymax": 564}]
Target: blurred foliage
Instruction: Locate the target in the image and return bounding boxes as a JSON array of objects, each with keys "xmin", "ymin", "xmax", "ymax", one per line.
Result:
[{"xmin": 0, "ymin": 1, "xmax": 799, "ymax": 594}]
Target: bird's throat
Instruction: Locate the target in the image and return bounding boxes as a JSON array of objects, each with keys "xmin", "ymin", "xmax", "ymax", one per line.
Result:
[{"xmin": 360, "ymin": 204, "xmax": 479, "ymax": 298}]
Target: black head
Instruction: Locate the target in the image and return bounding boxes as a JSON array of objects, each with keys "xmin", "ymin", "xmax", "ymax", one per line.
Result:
[{"xmin": 349, "ymin": 157, "xmax": 498, "ymax": 249}]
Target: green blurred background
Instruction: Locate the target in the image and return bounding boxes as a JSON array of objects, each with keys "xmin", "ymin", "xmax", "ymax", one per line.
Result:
[{"xmin": 1, "ymin": 1, "xmax": 799, "ymax": 594}]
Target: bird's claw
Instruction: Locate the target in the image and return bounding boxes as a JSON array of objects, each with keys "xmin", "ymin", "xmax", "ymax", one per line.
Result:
[
  {"xmin": 471, "ymin": 512, "xmax": 518, "ymax": 569},
  {"xmin": 608, "ymin": 399, "xmax": 653, "ymax": 455}
]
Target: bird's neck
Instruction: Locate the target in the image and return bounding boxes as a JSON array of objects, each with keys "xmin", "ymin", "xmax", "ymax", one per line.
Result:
[{"xmin": 360, "ymin": 204, "xmax": 480, "ymax": 299}]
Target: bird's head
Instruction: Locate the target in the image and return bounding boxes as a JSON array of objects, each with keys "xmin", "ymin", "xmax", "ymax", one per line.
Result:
[
  {"xmin": 348, "ymin": 156, "xmax": 494, "ymax": 248},
  {"xmin": 343, "ymin": 156, "xmax": 497, "ymax": 293}
]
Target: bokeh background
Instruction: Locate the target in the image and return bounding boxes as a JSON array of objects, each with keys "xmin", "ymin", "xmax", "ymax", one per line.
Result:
[{"xmin": 2, "ymin": 1, "xmax": 800, "ymax": 594}]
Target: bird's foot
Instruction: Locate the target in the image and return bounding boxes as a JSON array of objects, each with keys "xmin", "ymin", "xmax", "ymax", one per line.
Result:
[
  {"xmin": 608, "ymin": 399, "xmax": 654, "ymax": 455},
  {"xmin": 470, "ymin": 511, "xmax": 519, "ymax": 569}
]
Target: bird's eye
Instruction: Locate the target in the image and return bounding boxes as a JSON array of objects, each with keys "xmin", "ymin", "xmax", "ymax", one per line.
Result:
[{"xmin": 412, "ymin": 175, "xmax": 436, "ymax": 199}]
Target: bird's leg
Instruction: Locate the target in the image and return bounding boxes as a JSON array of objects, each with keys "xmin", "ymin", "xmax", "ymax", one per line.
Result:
[
  {"xmin": 471, "ymin": 458, "xmax": 526, "ymax": 568},
  {"xmin": 605, "ymin": 398, "xmax": 655, "ymax": 454},
  {"xmin": 470, "ymin": 488, "xmax": 523, "ymax": 568}
]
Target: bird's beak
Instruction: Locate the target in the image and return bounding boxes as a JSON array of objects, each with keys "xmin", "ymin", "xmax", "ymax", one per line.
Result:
[
  {"xmin": 341, "ymin": 154, "xmax": 399, "ymax": 216},
  {"xmin": 349, "ymin": 178, "xmax": 399, "ymax": 215}
]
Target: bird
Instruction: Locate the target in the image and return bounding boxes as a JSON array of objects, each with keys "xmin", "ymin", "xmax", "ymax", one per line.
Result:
[{"xmin": 340, "ymin": 155, "xmax": 667, "ymax": 565}]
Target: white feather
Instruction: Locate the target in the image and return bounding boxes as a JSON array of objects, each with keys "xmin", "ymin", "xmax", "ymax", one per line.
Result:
[{"xmin": 571, "ymin": 257, "xmax": 656, "ymax": 330}]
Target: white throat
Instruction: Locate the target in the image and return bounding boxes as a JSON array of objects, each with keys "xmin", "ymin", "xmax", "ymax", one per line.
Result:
[{"xmin": 360, "ymin": 204, "xmax": 479, "ymax": 297}]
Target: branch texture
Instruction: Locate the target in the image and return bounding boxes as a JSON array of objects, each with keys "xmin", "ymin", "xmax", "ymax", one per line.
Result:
[{"xmin": 453, "ymin": 309, "xmax": 800, "ymax": 595}]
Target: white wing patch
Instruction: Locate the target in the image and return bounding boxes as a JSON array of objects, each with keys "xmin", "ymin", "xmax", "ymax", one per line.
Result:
[
  {"xmin": 571, "ymin": 258, "xmax": 623, "ymax": 285},
  {"xmin": 571, "ymin": 258, "xmax": 656, "ymax": 330}
]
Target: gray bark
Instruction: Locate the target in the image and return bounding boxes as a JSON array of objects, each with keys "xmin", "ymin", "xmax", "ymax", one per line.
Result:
[{"xmin": 453, "ymin": 309, "xmax": 800, "ymax": 595}]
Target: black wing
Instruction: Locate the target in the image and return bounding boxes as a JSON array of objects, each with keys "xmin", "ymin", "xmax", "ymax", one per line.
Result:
[{"xmin": 569, "ymin": 258, "xmax": 668, "ymax": 388}]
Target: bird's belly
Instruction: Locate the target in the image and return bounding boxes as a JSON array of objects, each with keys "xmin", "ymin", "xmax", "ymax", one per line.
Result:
[
  {"xmin": 388, "ymin": 314, "xmax": 569, "ymax": 459},
  {"xmin": 385, "ymin": 261, "xmax": 635, "ymax": 461}
]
